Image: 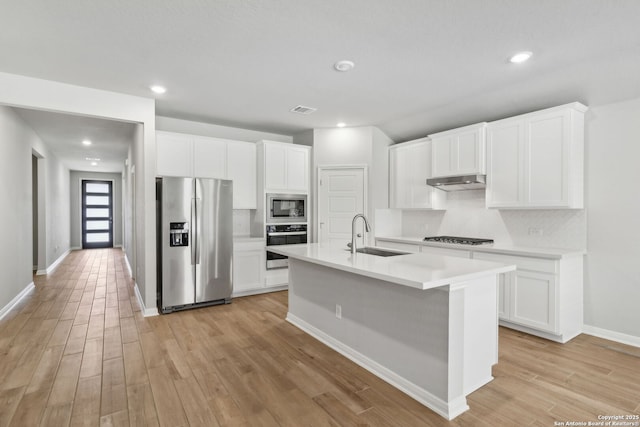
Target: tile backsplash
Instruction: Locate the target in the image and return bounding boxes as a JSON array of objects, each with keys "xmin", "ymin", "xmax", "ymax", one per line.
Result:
[
  {"xmin": 233, "ymin": 209, "xmax": 251, "ymax": 236},
  {"xmin": 399, "ymin": 190, "xmax": 586, "ymax": 249}
]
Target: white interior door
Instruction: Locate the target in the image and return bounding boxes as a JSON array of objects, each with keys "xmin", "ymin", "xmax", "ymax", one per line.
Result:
[{"xmin": 318, "ymin": 167, "xmax": 366, "ymax": 249}]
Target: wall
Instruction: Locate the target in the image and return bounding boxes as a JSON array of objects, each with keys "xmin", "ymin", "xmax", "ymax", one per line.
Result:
[
  {"xmin": 0, "ymin": 106, "xmax": 39, "ymax": 311},
  {"xmin": 584, "ymin": 98, "xmax": 640, "ymax": 339},
  {"xmin": 0, "ymin": 106, "xmax": 71, "ymax": 314},
  {"xmin": 43, "ymin": 147, "xmax": 71, "ymax": 268},
  {"xmin": 399, "ymin": 191, "xmax": 587, "ymax": 249},
  {"xmin": 0, "ymin": 71, "xmax": 157, "ymax": 315},
  {"xmin": 122, "ymin": 126, "xmax": 141, "ymax": 277},
  {"xmin": 302, "ymin": 126, "xmax": 393, "ymax": 243},
  {"xmin": 69, "ymin": 171, "xmax": 123, "ymax": 249},
  {"xmin": 156, "ymin": 116, "xmax": 292, "ymax": 143}
]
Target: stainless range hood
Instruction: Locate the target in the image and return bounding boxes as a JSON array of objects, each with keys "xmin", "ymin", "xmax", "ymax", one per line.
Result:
[{"xmin": 426, "ymin": 174, "xmax": 486, "ymax": 191}]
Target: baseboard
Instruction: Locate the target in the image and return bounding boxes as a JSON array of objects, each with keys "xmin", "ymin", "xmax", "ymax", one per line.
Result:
[
  {"xmin": 134, "ymin": 282, "xmax": 158, "ymax": 317},
  {"xmin": 35, "ymin": 249, "xmax": 71, "ymax": 276},
  {"xmin": 0, "ymin": 282, "xmax": 35, "ymax": 321},
  {"xmin": 499, "ymin": 320, "xmax": 579, "ymax": 344},
  {"xmin": 232, "ymin": 284, "xmax": 287, "ymax": 298},
  {"xmin": 70, "ymin": 246, "xmax": 81, "ymax": 251},
  {"xmin": 583, "ymin": 324, "xmax": 640, "ymax": 348},
  {"xmin": 286, "ymin": 312, "xmax": 468, "ymax": 420}
]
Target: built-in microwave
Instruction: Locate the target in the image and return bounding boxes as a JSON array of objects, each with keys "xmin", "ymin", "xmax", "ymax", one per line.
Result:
[{"xmin": 266, "ymin": 193, "xmax": 307, "ymax": 224}]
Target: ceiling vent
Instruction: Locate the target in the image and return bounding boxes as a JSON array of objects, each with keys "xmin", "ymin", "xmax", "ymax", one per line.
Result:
[{"xmin": 290, "ymin": 105, "xmax": 317, "ymax": 115}]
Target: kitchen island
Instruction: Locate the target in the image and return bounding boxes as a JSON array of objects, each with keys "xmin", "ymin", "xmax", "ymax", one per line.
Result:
[{"xmin": 268, "ymin": 243, "xmax": 516, "ymax": 420}]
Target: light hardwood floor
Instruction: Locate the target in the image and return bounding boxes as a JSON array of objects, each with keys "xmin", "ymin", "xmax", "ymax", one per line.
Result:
[{"xmin": 1, "ymin": 248, "xmax": 638, "ymax": 426}]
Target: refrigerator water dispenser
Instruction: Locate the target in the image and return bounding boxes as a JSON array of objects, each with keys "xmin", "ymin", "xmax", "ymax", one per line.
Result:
[{"xmin": 169, "ymin": 222, "xmax": 189, "ymax": 247}]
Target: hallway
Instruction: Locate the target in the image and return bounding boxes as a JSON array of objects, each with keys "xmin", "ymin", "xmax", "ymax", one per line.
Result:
[{"xmin": 0, "ymin": 249, "xmax": 144, "ymax": 425}]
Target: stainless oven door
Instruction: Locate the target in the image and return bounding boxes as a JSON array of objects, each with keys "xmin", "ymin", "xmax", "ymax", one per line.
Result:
[{"xmin": 265, "ymin": 231, "xmax": 307, "ymax": 269}]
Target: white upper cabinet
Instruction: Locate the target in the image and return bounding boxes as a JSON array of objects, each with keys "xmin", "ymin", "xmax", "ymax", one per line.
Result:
[
  {"xmin": 156, "ymin": 131, "xmax": 193, "ymax": 177},
  {"xmin": 261, "ymin": 141, "xmax": 309, "ymax": 194},
  {"xmin": 264, "ymin": 142, "xmax": 287, "ymax": 190},
  {"xmin": 429, "ymin": 123, "xmax": 486, "ymax": 178},
  {"xmin": 227, "ymin": 142, "xmax": 257, "ymax": 209},
  {"xmin": 156, "ymin": 131, "xmax": 257, "ymax": 209},
  {"xmin": 486, "ymin": 103, "xmax": 586, "ymax": 209},
  {"xmin": 389, "ymin": 138, "xmax": 446, "ymax": 209},
  {"xmin": 192, "ymin": 136, "xmax": 227, "ymax": 179},
  {"xmin": 286, "ymin": 145, "xmax": 309, "ymax": 192}
]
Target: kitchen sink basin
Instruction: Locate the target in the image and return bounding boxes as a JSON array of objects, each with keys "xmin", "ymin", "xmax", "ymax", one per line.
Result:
[{"xmin": 349, "ymin": 247, "xmax": 409, "ymax": 257}]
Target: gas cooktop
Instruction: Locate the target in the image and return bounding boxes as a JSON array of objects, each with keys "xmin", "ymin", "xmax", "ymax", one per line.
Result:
[{"xmin": 423, "ymin": 236, "xmax": 494, "ymax": 245}]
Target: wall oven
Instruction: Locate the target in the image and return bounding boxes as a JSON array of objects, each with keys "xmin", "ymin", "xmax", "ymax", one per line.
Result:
[
  {"xmin": 265, "ymin": 224, "xmax": 307, "ymax": 269},
  {"xmin": 267, "ymin": 193, "xmax": 307, "ymax": 224}
]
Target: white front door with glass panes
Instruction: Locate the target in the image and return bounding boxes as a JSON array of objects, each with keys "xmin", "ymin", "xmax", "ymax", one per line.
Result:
[{"xmin": 82, "ymin": 180, "xmax": 113, "ymax": 249}]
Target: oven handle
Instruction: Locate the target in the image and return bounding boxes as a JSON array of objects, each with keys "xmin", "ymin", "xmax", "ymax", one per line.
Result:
[{"xmin": 266, "ymin": 231, "xmax": 307, "ymax": 236}]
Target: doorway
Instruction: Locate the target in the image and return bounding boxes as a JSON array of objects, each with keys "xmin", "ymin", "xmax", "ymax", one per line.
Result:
[
  {"xmin": 82, "ymin": 180, "xmax": 114, "ymax": 249},
  {"xmin": 317, "ymin": 166, "xmax": 367, "ymax": 249},
  {"xmin": 32, "ymin": 155, "xmax": 38, "ymax": 272}
]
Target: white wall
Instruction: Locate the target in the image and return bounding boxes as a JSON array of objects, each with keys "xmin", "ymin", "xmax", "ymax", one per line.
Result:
[
  {"xmin": 584, "ymin": 98, "xmax": 640, "ymax": 338},
  {"xmin": 0, "ymin": 106, "xmax": 40, "ymax": 309},
  {"xmin": 69, "ymin": 171, "xmax": 123, "ymax": 249},
  {"xmin": 306, "ymin": 126, "xmax": 393, "ymax": 243},
  {"xmin": 21, "ymin": 109, "xmax": 71, "ymax": 271},
  {"xmin": 0, "ymin": 71, "xmax": 157, "ymax": 315},
  {"xmin": 0, "ymin": 106, "xmax": 71, "ymax": 313},
  {"xmin": 123, "ymin": 128, "xmax": 140, "ymax": 276},
  {"xmin": 399, "ymin": 191, "xmax": 587, "ymax": 249},
  {"xmin": 156, "ymin": 116, "xmax": 292, "ymax": 143}
]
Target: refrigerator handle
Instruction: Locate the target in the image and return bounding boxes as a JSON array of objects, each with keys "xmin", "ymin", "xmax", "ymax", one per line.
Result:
[
  {"xmin": 191, "ymin": 198, "xmax": 198, "ymax": 265},
  {"xmin": 194, "ymin": 197, "xmax": 202, "ymax": 265}
]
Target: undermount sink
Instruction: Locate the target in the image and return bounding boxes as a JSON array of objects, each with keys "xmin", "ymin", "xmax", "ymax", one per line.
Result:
[{"xmin": 349, "ymin": 247, "xmax": 409, "ymax": 257}]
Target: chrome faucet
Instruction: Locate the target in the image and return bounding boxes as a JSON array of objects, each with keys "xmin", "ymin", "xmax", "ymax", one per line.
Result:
[{"xmin": 350, "ymin": 213, "xmax": 371, "ymax": 254}]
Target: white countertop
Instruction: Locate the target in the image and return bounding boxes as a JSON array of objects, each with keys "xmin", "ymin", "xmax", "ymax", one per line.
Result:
[
  {"xmin": 269, "ymin": 243, "xmax": 515, "ymax": 290},
  {"xmin": 375, "ymin": 236, "xmax": 585, "ymax": 259}
]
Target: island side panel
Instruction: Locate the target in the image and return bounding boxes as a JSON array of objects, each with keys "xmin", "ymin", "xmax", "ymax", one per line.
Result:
[
  {"xmin": 286, "ymin": 258, "xmax": 453, "ymax": 413},
  {"xmin": 462, "ymin": 275, "xmax": 499, "ymax": 394}
]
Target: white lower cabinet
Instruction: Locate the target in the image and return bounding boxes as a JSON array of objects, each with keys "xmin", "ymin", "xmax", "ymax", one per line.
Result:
[
  {"xmin": 510, "ymin": 270, "xmax": 556, "ymax": 332},
  {"xmin": 233, "ymin": 240, "xmax": 289, "ymax": 297},
  {"xmin": 232, "ymin": 241, "xmax": 265, "ymax": 296},
  {"xmin": 472, "ymin": 252, "xmax": 582, "ymax": 343}
]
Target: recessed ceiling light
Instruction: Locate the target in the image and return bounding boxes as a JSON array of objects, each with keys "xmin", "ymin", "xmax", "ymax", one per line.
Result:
[
  {"xmin": 85, "ymin": 157, "xmax": 101, "ymax": 161},
  {"xmin": 91, "ymin": 162, "xmax": 98, "ymax": 166},
  {"xmin": 337, "ymin": 122, "xmax": 346, "ymax": 128},
  {"xmin": 82, "ymin": 139, "xmax": 92, "ymax": 146},
  {"xmin": 509, "ymin": 51, "xmax": 533, "ymax": 63},
  {"xmin": 150, "ymin": 85, "xmax": 167, "ymax": 94},
  {"xmin": 334, "ymin": 60, "xmax": 355, "ymax": 72}
]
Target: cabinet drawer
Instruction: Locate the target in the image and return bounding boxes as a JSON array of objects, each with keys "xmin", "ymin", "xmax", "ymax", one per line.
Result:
[{"xmin": 473, "ymin": 252, "xmax": 556, "ymax": 274}]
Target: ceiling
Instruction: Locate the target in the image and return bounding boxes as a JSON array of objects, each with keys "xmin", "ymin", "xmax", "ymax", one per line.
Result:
[
  {"xmin": 15, "ymin": 108, "xmax": 136, "ymax": 173},
  {"xmin": 2, "ymin": 0, "xmax": 640, "ymax": 160}
]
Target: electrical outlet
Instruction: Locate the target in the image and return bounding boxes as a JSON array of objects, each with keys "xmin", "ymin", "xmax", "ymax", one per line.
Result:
[
  {"xmin": 335, "ymin": 304, "xmax": 342, "ymax": 319},
  {"xmin": 528, "ymin": 227, "xmax": 544, "ymax": 236}
]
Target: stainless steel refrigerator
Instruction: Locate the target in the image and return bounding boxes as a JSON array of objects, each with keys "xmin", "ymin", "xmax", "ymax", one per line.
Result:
[{"xmin": 156, "ymin": 177, "xmax": 233, "ymax": 313}]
